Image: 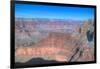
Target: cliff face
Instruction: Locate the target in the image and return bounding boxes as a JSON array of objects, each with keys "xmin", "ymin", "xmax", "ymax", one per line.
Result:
[
  {"xmin": 15, "ymin": 18, "xmax": 94, "ymax": 64},
  {"xmin": 15, "ymin": 18, "xmax": 82, "ymax": 48}
]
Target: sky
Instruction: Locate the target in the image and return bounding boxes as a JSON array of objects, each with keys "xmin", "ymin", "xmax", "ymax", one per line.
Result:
[{"xmin": 15, "ymin": 4, "xmax": 95, "ymax": 21}]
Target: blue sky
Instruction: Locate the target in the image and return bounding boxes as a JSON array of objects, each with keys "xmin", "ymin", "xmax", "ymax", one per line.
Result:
[{"xmin": 15, "ymin": 4, "xmax": 94, "ymax": 20}]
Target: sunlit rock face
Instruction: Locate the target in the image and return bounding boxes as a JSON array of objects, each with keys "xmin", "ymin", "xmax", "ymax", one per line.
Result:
[{"xmin": 15, "ymin": 18, "xmax": 95, "ymax": 64}]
